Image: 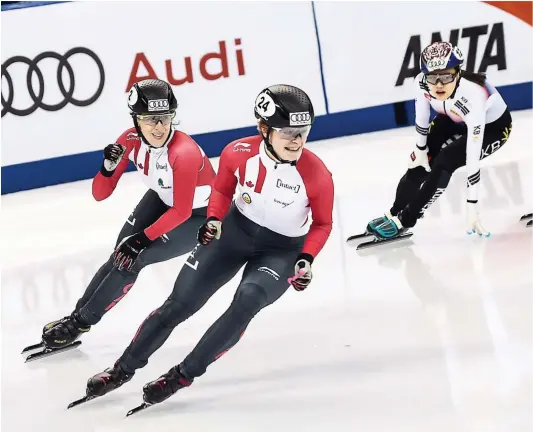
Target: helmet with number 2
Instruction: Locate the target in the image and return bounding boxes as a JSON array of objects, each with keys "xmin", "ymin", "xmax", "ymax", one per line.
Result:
[
  {"xmin": 128, "ymin": 79, "xmax": 177, "ymax": 115},
  {"xmin": 420, "ymin": 41, "xmax": 464, "ymax": 74},
  {"xmin": 254, "ymin": 84, "xmax": 315, "ymax": 129}
]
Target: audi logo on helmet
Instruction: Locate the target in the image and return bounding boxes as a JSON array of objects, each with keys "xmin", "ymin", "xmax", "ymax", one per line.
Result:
[
  {"xmin": 1, "ymin": 47, "xmax": 105, "ymax": 117},
  {"xmin": 148, "ymin": 99, "xmax": 169, "ymax": 111},
  {"xmin": 289, "ymin": 111, "xmax": 311, "ymax": 126}
]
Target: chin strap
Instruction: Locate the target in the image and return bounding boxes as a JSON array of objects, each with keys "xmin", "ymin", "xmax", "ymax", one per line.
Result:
[{"xmin": 262, "ymin": 126, "xmax": 297, "ymax": 166}]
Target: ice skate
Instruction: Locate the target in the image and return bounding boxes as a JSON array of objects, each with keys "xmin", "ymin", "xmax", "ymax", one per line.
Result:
[
  {"xmin": 21, "ymin": 315, "xmax": 87, "ymax": 362},
  {"xmin": 374, "ymin": 215, "xmax": 406, "ymax": 239},
  {"xmin": 42, "ymin": 312, "xmax": 90, "ymax": 349},
  {"xmin": 346, "ymin": 211, "xmax": 392, "ymax": 242},
  {"xmin": 126, "ymin": 365, "xmax": 192, "ymax": 416},
  {"xmin": 354, "ymin": 211, "xmax": 414, "ymax": 250},
  {"xmin": 68, "ymin": 362, "xmax": 134, "ymax": 409},
  {"xmin": 366, "ymin": 210, "xmax": 393, "ymax": 234}
]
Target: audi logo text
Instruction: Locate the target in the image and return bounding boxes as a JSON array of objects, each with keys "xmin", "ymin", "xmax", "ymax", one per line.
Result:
[{"xmin": 1, "ymin": 47, "xmax": 105, "ymax": 117}]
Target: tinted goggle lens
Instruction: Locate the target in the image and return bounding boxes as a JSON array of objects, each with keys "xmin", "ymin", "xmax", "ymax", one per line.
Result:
[
  {"xmin": 273, "ymin": 126, "xmax": 311, "ymax": 140},
  {"xmin": 426, "ymin": 72, "xmax": 457, "ymax": 85},
  {"xmin": 137, "ymin": 112, "xmax": 176, "ymax": 126}
]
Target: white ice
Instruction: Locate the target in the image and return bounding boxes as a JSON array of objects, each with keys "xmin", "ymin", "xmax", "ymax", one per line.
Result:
[{"xmin": 2, "ymin": 110, "xmax": 532, "ymax": 432}]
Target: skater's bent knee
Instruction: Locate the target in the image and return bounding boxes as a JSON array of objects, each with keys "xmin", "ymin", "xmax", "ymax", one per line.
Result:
[
  {"xmin": 157, "ymin": 297, "xmax": 196, "ymax": 328},
  {"xmin": 405, "ymin": 166, "xmax": 428, "ymax": 181},
  {"xmin": 232, "ymin": 283, "xmax": 267, "ymax": 317},
  {"xmin": 432, "ymin": 155, "xmax": 461, "ymax": 175}
]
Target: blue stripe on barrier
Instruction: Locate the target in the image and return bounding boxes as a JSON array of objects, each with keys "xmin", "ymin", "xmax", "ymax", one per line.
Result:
[
  {"xmin": 2, "ymin": 81, "xmax": 531, "ymax": 194},
  {"xmin": 1, "ymin": 2, "xmax": 70, "ymax": 12}
]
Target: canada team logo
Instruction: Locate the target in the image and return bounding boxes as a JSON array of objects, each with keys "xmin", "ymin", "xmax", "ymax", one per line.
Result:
[{"xmin": 242, "ymin": 193, "xmax": 252, "ymax": 204}]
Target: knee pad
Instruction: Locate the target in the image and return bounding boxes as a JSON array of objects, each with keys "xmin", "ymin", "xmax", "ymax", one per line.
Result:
[
  {"xmin": 157, "ymin": 297, "xmax": 194, "ymax": 329},
  {"xmin": 231, "ymin": 283, "xmax": 267, "ymax": 319}
]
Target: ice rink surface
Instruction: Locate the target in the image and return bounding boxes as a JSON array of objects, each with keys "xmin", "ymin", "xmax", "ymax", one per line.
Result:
[{"xmin": 2, "ymin": 110, "xmax": 532, "ymax": 432}]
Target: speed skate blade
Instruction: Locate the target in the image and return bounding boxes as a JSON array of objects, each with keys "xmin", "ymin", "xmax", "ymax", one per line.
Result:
[
  {"xmin": 21, "ymin": 342, "xmax": 44, "ymax": 355},
  {"xmin": 527, "ymin": 220, "xmax": 532, "ymax": 228},
  {"xmin": 25, "ymin": 341, "xmax": 82, "ymax": 362},
  {"xmin": 520, "ymin": 213, "xmax": 532, "ymax": 221},
  {"xmin": 356, "ymin": 232, "xmax": 413, "ymax": 250},
  {"xmin": 126, "ymin": 402, "xmax": 152, "ymax": 417},
  {"xmin": 346, "ymin": 232, "xmax": 372, "ymax": 242},
  {"xmin": 67, "ymin": 394, "xmax": 97, "ymax": 409}
]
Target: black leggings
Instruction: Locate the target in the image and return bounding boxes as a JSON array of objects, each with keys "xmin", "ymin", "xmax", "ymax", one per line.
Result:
[
  {"xmin": 390, "ymin": 109, "xmax": 513, "ymax": 226},
  {"xmin": 118, "ymin": 205, "xmax": 305, "ymax": 379},
  {"xmin": 74, "ymin": 190, "xmax": 206, "ymax": 326}
]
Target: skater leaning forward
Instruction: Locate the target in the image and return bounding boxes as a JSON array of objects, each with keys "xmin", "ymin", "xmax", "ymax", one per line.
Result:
[
  {"xmin": 368, "ymin": 41, "xmax": 512, "ymax": 241},
  {"xmin": 73, "ymin": 84, "xmax": 335, "ymax": 412},
  {"xmin": 24, "ymin": 79, "xmax": 215, "ymax": 361}
]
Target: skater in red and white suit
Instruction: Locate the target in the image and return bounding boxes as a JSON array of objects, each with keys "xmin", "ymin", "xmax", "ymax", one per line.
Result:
[
  {"xmin": 40, "ymin": 79, "xmax": 215, "ymax": 351},
  {"xmin": 84, "ymin": 84, "xmax": 335, "ymax": 408}
]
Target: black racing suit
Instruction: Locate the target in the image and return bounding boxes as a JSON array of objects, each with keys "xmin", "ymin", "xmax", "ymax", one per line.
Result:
[
  {"xmin": 74, "ymin": 190, "xmax": 206, "ymax": 325},
  {"xmin": 117, "ymin": 205, "xmax": 305, "ymax": 379}
]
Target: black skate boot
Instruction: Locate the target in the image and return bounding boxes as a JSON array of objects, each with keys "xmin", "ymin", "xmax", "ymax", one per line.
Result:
[
  {"xmin": 22, "ymin": 314, "xmax": 87, "ymax": 362},
  {"xmin": 125, "ymin": 365, "xmax": 193, "ymax": 416},
  {"xmin": 86, "ymin": 362, "xmax": 134, "ymax": 397},
  {"xmin": 143, "ymin": 365, "xmax": 193, "ymax": 405},
  {"xmin": 42, "ymin": 312, "xmax": 91, "ymax": 349},
  {"xmin": 42, "ymin": 317, "xmax": 65, "ymax": 334},
  {"xmin": 67, "ymin": 362, "xmax": 135, "ymax": 409}
]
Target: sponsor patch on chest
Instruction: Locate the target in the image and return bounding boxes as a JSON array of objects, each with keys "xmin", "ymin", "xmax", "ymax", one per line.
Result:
[{"xmin": 276, "ymin": 179, "xmax": 300, "ymax": 193}]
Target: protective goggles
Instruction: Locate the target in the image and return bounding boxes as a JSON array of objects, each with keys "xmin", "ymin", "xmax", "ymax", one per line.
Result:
[
  {"xmin": 272, "ymin": 125, "xmax": 311, "ymax": 140},
  {"xmin": 137, "ymin": 111, "xmax": 176, "ymax": 126},
  {"xmin": 425, "ymin": 71, "xmax": 458, "ymax": 85}
]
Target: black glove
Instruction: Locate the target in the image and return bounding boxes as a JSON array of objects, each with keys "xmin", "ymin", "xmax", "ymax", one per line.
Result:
[
  {"xmin": 288, "ymin": 253, "xmax": 314, "ymax": 291},
  {"xmin": 197, "ymin": 217, "xmax": 222, "ymax": 245},
  {"xmin": 113, "ymin": 231, "xmax": 153, "ymax": 271},
  {"xmin": 101, "ymin": 144, "xmax": 125, "ymax": 177}
]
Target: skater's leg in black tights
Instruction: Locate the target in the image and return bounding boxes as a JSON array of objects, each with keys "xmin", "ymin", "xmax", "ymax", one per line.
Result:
[{"xmin": 390, "ymin": 167, "xmax": 428, "ymax": 216}]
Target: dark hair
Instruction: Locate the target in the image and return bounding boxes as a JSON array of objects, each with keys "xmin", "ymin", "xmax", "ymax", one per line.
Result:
[{"xmin": 459, "ymin": 69, "xmax": 487, "ymax": 87}]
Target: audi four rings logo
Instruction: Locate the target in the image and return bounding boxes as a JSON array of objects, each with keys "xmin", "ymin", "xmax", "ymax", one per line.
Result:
[
  {"xmin": 1, "ymin": 47, "xmax": 105, "ymax": 117},
  {"xmin": 148, "ymin": 99, "xmax": 169, "ymax": 111},
  {"xmin": 289, "ymin": 111, "xmax": 311, "ymax": 126}
]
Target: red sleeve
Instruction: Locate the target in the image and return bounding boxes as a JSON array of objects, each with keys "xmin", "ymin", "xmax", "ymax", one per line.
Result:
[
  {"xmin": 144, "ymin": 139, "xmax": 202, "ymax": 240},
  {"xmin": 207, "ymin": 144, "xmax": 239, "ymax": 220},
  {"xmin": 298, "ymin": 152, "xmax": 334, "ymax": 257},
  {"xmin": 91, "ymin": 130, "xmax": 136, "ymax": 201}
]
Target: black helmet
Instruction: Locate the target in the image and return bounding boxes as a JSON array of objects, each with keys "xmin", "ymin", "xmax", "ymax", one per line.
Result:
[
  {"xmin": 127, "ymin": 79, "xmax": 177, "ymax": 147},
  {"xmin": 254, "ymin": 84, "xmax": 314, "ymax": 128},
  {"xmin": 254, "ymin": 84, "xmax": 314, "ymax": 165},
  {"xmin": 127, "ymin": 79, "xmax": 177, "ymax": 115}
]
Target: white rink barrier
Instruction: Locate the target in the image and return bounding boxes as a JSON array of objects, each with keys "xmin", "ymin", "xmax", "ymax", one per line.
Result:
[{"xmin": 2, "ymin": 1, "xmax": 532, "ymax": 193}]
